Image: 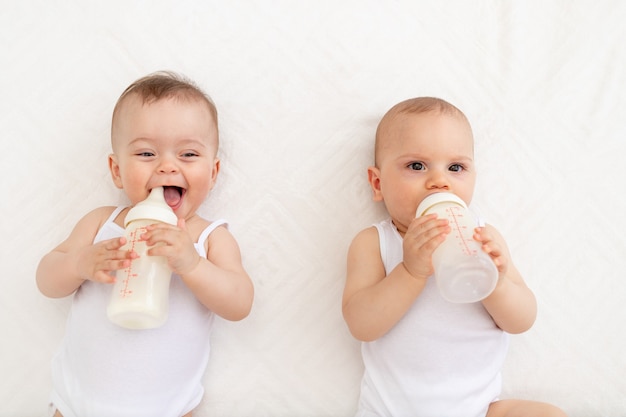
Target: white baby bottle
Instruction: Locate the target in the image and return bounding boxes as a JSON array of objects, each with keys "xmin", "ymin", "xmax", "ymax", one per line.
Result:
[
  {"xmin": 416, "ymin": 192, "xmax": 498, "ymax": 303},
  {"xmin": 107, "ymin": 187, "xmax": 178, "ymax": 329}
]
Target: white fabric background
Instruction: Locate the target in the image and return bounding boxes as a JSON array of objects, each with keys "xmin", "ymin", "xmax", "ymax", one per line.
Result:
[{"xmin": 1, "ymin": 1, "xmax": 625, "ymax": 416}]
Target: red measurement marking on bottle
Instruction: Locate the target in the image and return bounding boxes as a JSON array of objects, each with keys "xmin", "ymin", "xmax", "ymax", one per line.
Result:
[
  {"xmin": 445, "ymin": 206, "xmax": 476, "ymax": 256},
  {"xmin": 118, "ymin": 227, "xmax": 147, "ymax": 298}
]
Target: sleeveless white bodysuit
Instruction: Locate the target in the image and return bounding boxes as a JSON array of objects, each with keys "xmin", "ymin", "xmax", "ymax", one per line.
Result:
[
  {"xmin": 357, "ymin": 218, "xmax": 509, "ymax": 417},
  {"xmin": 50, "ymin": 207, "xmax": 226, "ymax": 417}
]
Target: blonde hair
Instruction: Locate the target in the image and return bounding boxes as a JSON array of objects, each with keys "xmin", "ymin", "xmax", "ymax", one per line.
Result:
[{"xmin": 374, "ymin": 97, "xmax": 470, "ymax": 166}]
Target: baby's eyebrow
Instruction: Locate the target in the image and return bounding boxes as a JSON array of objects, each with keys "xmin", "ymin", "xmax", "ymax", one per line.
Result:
[
  {"xmin": 126, "ymin": 137, "xmax": 210, "ymax": 149},
  {"xmin": 127, "ymin": 137, "xmax": 155, "ymax": 146},
  {"xmin": 177, "ymin": 138, "xmax": 209, "ymax": 148},
  {"xmin": 397, "ymin": 153, "xmax": 427, "ymax": 160},
  {"xmin": 445, "ymin": 152, "xmax": 473, "ymax": 161}
]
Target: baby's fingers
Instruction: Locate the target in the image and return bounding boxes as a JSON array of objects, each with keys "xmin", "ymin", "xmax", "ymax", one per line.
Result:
[
  {"xmin": 81, "ymin": 239, "xmax": 136, "ymax": 282},
  {"xmin": 474, "ymin": 228, "xmax": 500, "ymax": 256},
  {"xmin": 92, "ymin": 270, "xmax": 117, "ymax": 284},
  {"xmin": 102, "ymin": 236, "xmax": 127, "ymax": 250},
  {"xmin": 473, "ymin": 226, "xmax": 492, "ymax": 243},
  {"xmin": 476, "ymin": 235, "xmax": 507, "ymax": 271}
]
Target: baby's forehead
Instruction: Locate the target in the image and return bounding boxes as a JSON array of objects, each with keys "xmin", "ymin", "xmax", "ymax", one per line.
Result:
[
  {"xmin": 386, "ymin": 110, "xmax": 469, "ymax": 138},
  {"xmin": 112, "ymin": 94, "xmax": 218, "ymax": 135},
  {"xmin": 375, "ymin": 110, "xmax": 472, "ymax": 162},
  {"xmin": 111, "ymin": 94, "xmax": 218, "ymax": 148}
]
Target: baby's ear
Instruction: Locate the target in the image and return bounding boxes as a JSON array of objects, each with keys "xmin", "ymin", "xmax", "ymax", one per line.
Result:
[
  {"xmin": 108, "ymin": 154, "xmax": 124, "ymax": 189},
  {"xmin": 207, "ymin": 157, "xmax": 220, "ymax": 190},
  {"xmin": 211, "ymin": 158, "xmax": 220, "ymax": 181},
  {"xmin": 367, "ymin": 166, "xmax": 384, "ymax": 202}
]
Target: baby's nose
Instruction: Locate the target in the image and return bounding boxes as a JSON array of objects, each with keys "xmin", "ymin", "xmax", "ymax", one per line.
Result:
[
  {"xmin": 426, "ymin": 172, "xmax": 450, "ymax": 189},
  {"xmin": 157, "ymin": 157, "xmax": 179, "ymax": 173}
]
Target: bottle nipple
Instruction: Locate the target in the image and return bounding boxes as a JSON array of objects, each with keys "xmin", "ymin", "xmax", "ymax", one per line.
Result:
[{"xmin": 124, "ymin": 187, "xmax": 178, "ymax": 227}]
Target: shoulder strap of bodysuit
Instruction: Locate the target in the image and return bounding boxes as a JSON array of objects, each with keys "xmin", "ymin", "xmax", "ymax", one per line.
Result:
[
  {"xmin": 197, "ymin": 219, "xmax": 228, "ymax": 246},
  {"xmin": 105, "ymin": 206, "xmax": 126, "ymax": 225}
]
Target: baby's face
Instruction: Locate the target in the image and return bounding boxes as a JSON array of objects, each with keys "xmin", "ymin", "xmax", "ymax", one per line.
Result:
[
  {"xmin": 369, "ymin": 111, "xmax": 476, "ymax": 235},
  {"xmin": 109, "ymin": 94, "xmax": 219, "ymax": 221}
]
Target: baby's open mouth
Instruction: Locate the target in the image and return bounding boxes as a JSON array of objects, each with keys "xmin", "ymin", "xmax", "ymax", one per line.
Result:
[{"xmin": 163, "ymin": 186, "xmax": 184, "ymax": 208}]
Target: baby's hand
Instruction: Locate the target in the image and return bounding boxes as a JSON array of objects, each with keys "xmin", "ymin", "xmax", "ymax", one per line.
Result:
[
  {"xmin": 142, "ymin": 218, "xmax": 200, "ymax": 276},
  {"xmin": 402, "ymin": 214, "xmax": 450, "ymax": 279},
  {"xmin": 474, "ymin": 225, "xmax": 509, "ymax": 275},
  {"xmin": 76, "ymin": 237, "xmax": 136, "ymax": 284}
]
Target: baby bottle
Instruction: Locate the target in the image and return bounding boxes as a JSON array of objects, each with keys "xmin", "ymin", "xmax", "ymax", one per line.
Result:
[
  {"xmin": 416, "ymin": 192, "xmax": 498, "ymax": 303},
  {"xmin": 107, "ymin": 187, "xmax": 178, "ymax": 329}
]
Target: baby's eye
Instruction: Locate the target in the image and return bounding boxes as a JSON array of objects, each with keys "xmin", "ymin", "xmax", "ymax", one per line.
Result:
[
  {"xmin": 181, "ymin": 152, "xmax": 199, "ymax": 158},
  {"xmin": 136, "ymin": 151, "xmax": 155, "ymax": 157},
  {"xmin": 449, "ymin": 164, "xmax": 464, "ymax": 172},
  {"xmin": 408, "ymin": 162, "xmax": 425, "ymax": 171}
]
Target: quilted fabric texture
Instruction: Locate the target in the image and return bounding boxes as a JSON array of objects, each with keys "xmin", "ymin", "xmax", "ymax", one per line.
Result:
[{"xmin": 1, "ymin": 1, "xmax": 625, "ymax": 416}]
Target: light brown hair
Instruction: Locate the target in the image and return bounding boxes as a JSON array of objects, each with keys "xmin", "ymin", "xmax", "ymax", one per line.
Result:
[{"xmin": 111, "ymin": 71, "xmax": 218, "ymax": 145}]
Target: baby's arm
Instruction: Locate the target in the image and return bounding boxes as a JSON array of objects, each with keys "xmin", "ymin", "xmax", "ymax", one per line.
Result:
[
  {"xmin": 476, "ymin": 224, "xmax": 537, "ymax": 334},
  {"xmin": 144, "ymin": 219, "xmax": 253, "ymax": 321},
  {"xmin": 36, "ymin": 207, "xmax": 134, "ymax": 298},
  {"xmin": 342, "ymin": 215, "xmax": 449, "ymax": 342}
]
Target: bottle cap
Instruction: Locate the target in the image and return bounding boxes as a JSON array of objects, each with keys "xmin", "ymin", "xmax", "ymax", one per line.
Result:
[
  {"xmin": 125, "ymin": 187, "xmax": 178, "ymax": 227},
  {"xmin": 416, "ymin": 192, "xmax": 467, "ymax": 217}
]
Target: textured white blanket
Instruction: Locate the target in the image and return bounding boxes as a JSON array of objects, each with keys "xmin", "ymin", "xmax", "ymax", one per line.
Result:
[{"xmin": 1, "ymin": 1, "xmax": 625, "ymax": 416}]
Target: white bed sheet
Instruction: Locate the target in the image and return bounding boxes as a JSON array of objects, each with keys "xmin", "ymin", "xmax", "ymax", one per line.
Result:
[{"xmin": 1, "ymin": 1, "xmax": 625, "ymax": 416}]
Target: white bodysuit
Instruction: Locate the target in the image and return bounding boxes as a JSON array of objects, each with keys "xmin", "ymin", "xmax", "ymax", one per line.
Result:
[
  {"xmin": 357, "ymin": 218, "xmax": 509, "ymax": 417},
  {"xmin": 50, "ymin": 207, "xmax": 225, "ymax": 417}
]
